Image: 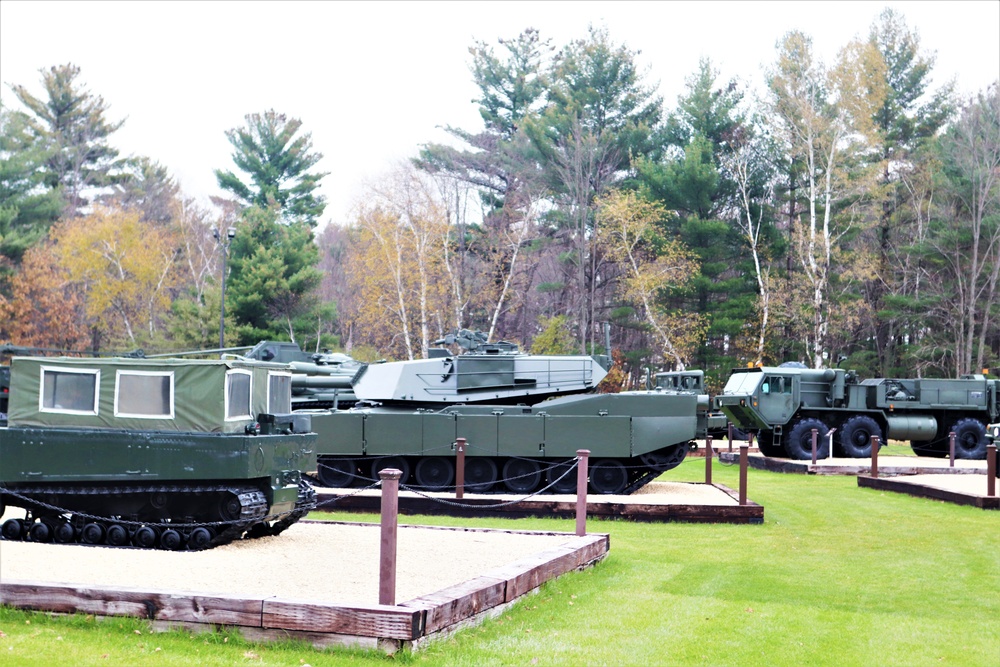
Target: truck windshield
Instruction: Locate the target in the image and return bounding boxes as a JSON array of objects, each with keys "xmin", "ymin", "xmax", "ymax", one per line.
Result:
[{"xmin": 723, "ymin": 372, "xmax": 762, "ymax": 395}]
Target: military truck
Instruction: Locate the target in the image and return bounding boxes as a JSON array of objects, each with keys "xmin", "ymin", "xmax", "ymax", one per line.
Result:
[
  {"xmin": 716, "ymin": 366, "xmax": 999, "ymax": 460},
  {"xmin": 303, "ymin": 331, "xmax": 709, "ymax": 495},
  {"xmin": 0, "ymin": 355, "xmax": 316, "ymax": 550}
]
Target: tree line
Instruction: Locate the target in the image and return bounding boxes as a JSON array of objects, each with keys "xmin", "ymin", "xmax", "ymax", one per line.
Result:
[{"xmin": 1, "ymin": 8, "xmax": 997, "ymax": 391}]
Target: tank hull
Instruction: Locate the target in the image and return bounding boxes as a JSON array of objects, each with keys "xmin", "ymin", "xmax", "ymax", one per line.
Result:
[{"xmin": 306, "ymin": 391, "xmax": 699, "ymax": 494}]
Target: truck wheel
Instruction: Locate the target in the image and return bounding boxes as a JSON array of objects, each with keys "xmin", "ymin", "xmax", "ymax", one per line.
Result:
[
  {"xmin": 755, "ymin": 431, "xmax": 785, "ymax": 457},
  {"xmin": 784, "ymin": 419, "xmax": 829, "ymax": 460},
  {"xmin": 838, "ymin": 416, "xmax": 883, "ymax": 458},
  {"xmin": 950, "ymin": 418, "xmax": 988, "ymax": 459}
]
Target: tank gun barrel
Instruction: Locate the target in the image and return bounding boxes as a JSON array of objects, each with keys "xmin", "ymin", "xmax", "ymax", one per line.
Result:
[{"xmin": 291, "ymin": 373, "xmax": 353, "ymax": 389}]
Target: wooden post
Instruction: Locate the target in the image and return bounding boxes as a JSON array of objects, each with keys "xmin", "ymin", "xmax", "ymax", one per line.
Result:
[
  {"xmin": 987, "ymin": 445, "xmax": 996, "ymax": 497},
  {"xmin": 705, "ymin": 436, "xmax": 713, "ymax": 484},
  {"xmin": 728, "ymin": 422, "xmax": 734, "ymax": 452},
  {"xmin": 378, "ymin": 468, "xmax": 402, "ymax": 606},
  {"xmin": 576, "ymin": 449, "xmax": 590, "ymax": 537},
  {"xmin": 811, "ymin": 428, "xmax": 818, "ymax": 465},
  {"xmin": 455, "ymin": 437, "xmax": 466, "ymax": 499},
  {"xmin": 739, "ymin": 444, "xmax": 748, "ymax": 506},
  {"xmin": 870, "ymin": 434, "xmax": 880, "ymax": 479},
  {"xmin": 949, "ymin": 431, "xmax": 956, "ymax": 468}
]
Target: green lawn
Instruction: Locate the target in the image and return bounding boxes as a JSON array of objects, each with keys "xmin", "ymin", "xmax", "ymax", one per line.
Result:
[{"xmin": 1, "ymin": 459, "xmax": 997, "ymax": 666}]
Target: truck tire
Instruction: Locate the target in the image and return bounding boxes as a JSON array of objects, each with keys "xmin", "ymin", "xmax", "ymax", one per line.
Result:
[
  {"xmin": 950, "ymin": 418, "xmax": 988, "ymax": 459},
  {"xmin": 784, "ymin": 418, "xmax": 829, "ymax": 460},
  {"xmin": 838, "ymin": 415, "xmax": 883, "ymax": 458},
  {"xmin": 755, "ymin": 431, "xmax": 785, "ymax": 457}
]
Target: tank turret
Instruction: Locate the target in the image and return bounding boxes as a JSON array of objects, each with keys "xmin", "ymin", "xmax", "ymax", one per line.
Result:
[{"xmin": 352, "ymin": 332, "xmax": 608, "ymax": 406}]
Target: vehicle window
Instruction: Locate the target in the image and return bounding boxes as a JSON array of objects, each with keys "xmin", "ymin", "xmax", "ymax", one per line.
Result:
[
  {"xmin": 268, "ymin": 372, "xmax": 292, "ymax": 414},
  {"xmin": 226, "ymin": 370, "xmax": 252, "ymax": 420},
  {"xmin": 41, "ymin": 367, "xmax": 100, "ymax": 414},
  {"xmin": 116, "ymin": 371, "xmax": 173, "ymax": 418}
]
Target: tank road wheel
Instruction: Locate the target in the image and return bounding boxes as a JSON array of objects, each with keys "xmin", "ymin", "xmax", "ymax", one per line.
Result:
[
  {"xmin": 1, "ymin": 518, "xmax": 25, "ymax": 541},
  {"xmin": 188, "ymin": 527, "xmax": 213, "ymax": 550},
  {"xmin": 160, "ymin": 528, "xmax": 183, "ymax": 551},
  {"xmin": 415, "ymin": 457, "xmax": 455, "ymax": 492},
  {"xmin": 317, "ymin": 457, "xmax": 357, "ymax": 488},
  {"xmin": 81, "ymin": 522, "xmax": 105, "ymax": 545},
  {"xmin": 502, "ymin": 459, "xmax": 542, "ymax": 494},
  {"xmin": 589, "ymin": 459, "xmax": 628, "ymax": 495},
  {"xmin": 106, "ymin": 524, "xmax": 129, "ymax": 547},
  {"xmin": 219, "ymin": 495, "xmax": 243, "ymax": 521},
  {"xmin": 133, "ymin": 526, "xmax": 158, "ymax": 549},
  {"xmin": 951, "ymin": 418, "xmax": 988, "ymax": 459},
  {"xmin": 28, "ymin": 521, "xmax": 52, "ymax": 543},
  {"xmin": 756, "ymin": 431, "xmax": 786, "ymax": 458},
  {"xmin": 838, "ymin": 416, "xmax": 883, "ymax": 458},
  {"xmin": 784, "ymin": 419, "xmax": 829, "ymax": 460},
  {"xmin": 54, "ymin": 521, "xmax": 76, "ymax": 543},
  {"xmin": 463, "ymin": 458, "xmax": 498, "ymax": 493},
  {"xmin": 546, "ymin": 460, "xmax": 579, "ymax": 494},
  {"xmin": 371, "ymin": 457, "xmax": 411, "ymax": 485}
]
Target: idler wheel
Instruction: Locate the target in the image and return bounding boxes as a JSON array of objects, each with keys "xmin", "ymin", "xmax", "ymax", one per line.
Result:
[
  {"xmin": 106, "ymin": 524, "xmax": 129, "ymax": 547},
  {"xmin": 188, "ymin": 527, "xmax": 213, "ymax": 550},
  {"xmin": 54, "ymin": 521, "xmax": 76, "ymax": 543},
  {"xmin": 133, "ymin": 526, "xmax": 158, "ymax": 549},
  {"xmin": 1, "ymin": 518, "xmax": 25, "ymax": 541},
  {"xmin": 160, "ymin": 528, "xmax": 183, "ymax": 550},
  {"xmin": 81, "ymin": 522, "xmax": 105, "ymax": 545},
  {"xmin": 28, "ymin": 521, "xmax": 52, "ymax": 543}
]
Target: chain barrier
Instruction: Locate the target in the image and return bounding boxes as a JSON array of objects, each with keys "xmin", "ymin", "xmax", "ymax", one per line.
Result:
[
  {"xmin": 313, "ymin": 479, "xmax": 382, "ymax": 509},
  {"xmin": 397, "ymin": 457, "xmax": 581, "ymax": 509}
]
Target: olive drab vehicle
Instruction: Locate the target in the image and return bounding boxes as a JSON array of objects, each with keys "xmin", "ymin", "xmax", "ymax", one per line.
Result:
[
  {"xmin": 0, "ymin": 355, "xmax": 317, "ymax": 550},
  {"xmin": 715, "ymin": 366, "xmax": 1000, "ymax": 460},
  {"xmin": 304, "ymin": 330, "xmax": 710, "ymax": 495}
]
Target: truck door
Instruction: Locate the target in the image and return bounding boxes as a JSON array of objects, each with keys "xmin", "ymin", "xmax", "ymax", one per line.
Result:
[{"xmin": 758, "ymin": 374, "xmax": 796, "ymax": 424}]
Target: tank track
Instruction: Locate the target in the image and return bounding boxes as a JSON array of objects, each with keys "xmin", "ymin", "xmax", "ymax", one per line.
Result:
[{"xmin": 0, "ymin": 479, "xmax": 316, "ymax": 551}]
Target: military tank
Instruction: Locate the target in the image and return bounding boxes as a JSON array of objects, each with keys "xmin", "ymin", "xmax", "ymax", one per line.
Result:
[
  {"xmin": 305, "ymin": 330, "xmax": 707, "ymax": 495},
  {"xmin": 0, "ymin": 354, "xmax": 317, "ymax": 550}
]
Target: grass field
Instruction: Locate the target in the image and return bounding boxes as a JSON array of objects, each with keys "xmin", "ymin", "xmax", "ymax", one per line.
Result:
[{"xmin": 1, "ymin": 458, "xmax": 996, "ymax": 666}]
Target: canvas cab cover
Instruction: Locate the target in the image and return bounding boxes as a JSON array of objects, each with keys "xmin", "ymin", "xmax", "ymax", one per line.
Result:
[{"xmin": 6, "ymin": 356, "xmax": 293, "ymax": 434}]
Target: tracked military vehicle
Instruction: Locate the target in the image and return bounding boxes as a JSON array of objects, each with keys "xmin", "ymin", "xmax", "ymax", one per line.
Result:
[
  {"xmin": 716, "ymin": 366, "xmax": 999, "ymax": 460},
  {"xmin": 0, "ymin": 355, "xmax": 316, "ymax": 550},
  {"xmin": 305, "ymin": 330, "xmax": 708, "ymax": 495}
]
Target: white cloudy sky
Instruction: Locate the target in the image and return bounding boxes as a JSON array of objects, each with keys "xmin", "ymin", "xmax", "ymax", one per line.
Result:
[{"xmin": 2, "ymin": 1, "xmax": 997, "ymax": 227}]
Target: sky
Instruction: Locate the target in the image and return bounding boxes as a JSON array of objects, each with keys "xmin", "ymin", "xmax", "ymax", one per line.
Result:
[{"xmin": 2, "ymin": 1, "xmax": 998, "ymax": 228}]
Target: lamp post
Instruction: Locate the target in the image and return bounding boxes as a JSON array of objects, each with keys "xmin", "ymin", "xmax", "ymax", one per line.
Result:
[{"xmin": 213, "ymin": 226, "xmax": 236, "ymax": 349}]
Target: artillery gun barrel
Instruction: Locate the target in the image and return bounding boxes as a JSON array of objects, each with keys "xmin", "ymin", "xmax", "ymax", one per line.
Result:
[{"xmin": 291, "ymin": 374, "xmax": 354, "ymax": 389}]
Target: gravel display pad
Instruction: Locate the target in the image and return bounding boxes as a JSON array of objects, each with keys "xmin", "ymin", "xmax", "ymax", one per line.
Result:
[{"xmin": 0, "ymin": 520, "xmax": 575, "ymax": 606}]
